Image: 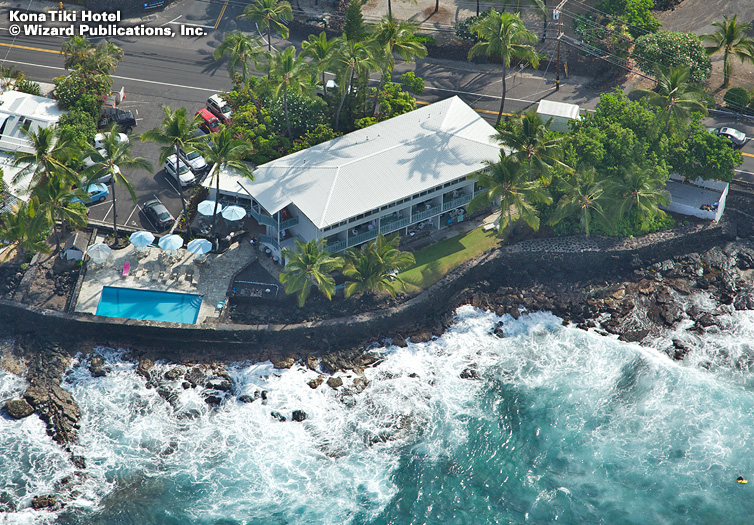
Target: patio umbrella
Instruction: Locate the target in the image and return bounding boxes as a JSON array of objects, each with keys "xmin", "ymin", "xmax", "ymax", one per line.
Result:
[
  {"xmin": 158, "ymin": 234, "xmax": 184, "ymax": 252},
  {"xmin": 129, "ymin": 230, "xmax": 155, "ymax": 248},
  {"xmin": 86, "ymin": 243, "xmax": 111, "ymax": 264},
  {"xmin": 197, "ymin": 200, "xmax": 222, "ymax": 216},
  {"xmin": 221, "ymin": 205, "xmax": 246, "ymax": 222},
  {"xmin": 187, "ymin": 238, "xmax": 212, "ymax": 255}
]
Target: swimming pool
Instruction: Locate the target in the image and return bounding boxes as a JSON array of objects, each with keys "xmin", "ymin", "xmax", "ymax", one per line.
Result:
[{"xmin": 96, "ymin": 287, "xmax": 203, "ymax": 324}]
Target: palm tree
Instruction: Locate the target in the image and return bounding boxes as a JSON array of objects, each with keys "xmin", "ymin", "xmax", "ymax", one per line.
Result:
[
  {"xmin": 343, "ymin": 234, "xmax": 414, "ymax": 297},
  {"xmin": 280, "ymin": 238, "xmax": 344, "ymax": 306},
  {"xmin": 11, "ymin": 126, "xmax": 77, "ymax": 191},
  {"xmin": 604, "ymin": 164, "xmax": 670, "ymax": 231},
  {"xmin": 140, "ymin": 106, "xmax": 202, "ymax": 235},
  {"xmin": 701, "ymin": 14, "xmax": 754, "ymax": 88},
  {"xmin": 301, "ymin": 32, "xmax": 337, "ymax": 96},
  {"xmin": 0, "ymin": 200, "xmax": 50, "ymax": 260},
  {"xmin": 238, "ymin": 0, "xmax": 293, "ymax": 52},
  {"xmin": 468, "ymin": 153, "xmax": 552, "ymax": 236},
  {"xmin": 0, "ymin": 65, "xmax": 24, "ymax": 90},
  {"xmin": 31, "ymin": 175, "xmax": 88, "ymax": 252},
  {"xmin": 61, "ymin": 36, "xmax": 123, "ymax": 73},
  {"xmin": 331, "ymin": 38, "xmax": 379, "ymax": 130},
  {"xmin": 213, "ymin": 32, "xmax": 264, "ymax": 82},
  {"xmin": 628, "ymin": 66, "xmax": 707, "ymax": 132},
  {"xmin": 83, "ymin": 124, "xmax": 152, "ymax": 240},
  {"xmin": 61, "ymin": 35, "xmax": 95, "ymax": 70},
  {"xmin": 197, "ymin": 128, "xmax": 253, "ymax": 239},
  {"xmin": 268, "ymin": 46, "xmax": 314, "ymax": 138},
  {"xmin": 548, "ymin": 166, "xmax": 608, "ymax": 237},
  {"xmin": 468, "ymin": 10, "xmax": 540, "ymax": 127},
  {"xmin": 495, "ymin": 109, "xmax": 569, "ymax": 182},
  {"xmin": 93, "ymin": 41, "xmax": 124, "ymax": 73},
  {"xmin": 369, "ymin": 16, "xmax": 427, "ymax": 115}
]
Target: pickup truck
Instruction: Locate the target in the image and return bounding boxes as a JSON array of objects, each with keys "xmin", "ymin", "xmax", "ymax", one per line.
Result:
[{"xmin": 98, "ymin": 107, "xmax": 137, "ymax": 133}]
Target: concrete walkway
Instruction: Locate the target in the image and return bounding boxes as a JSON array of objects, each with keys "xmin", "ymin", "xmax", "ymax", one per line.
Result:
[{"xmin": 74, "ymin": 235, "xmax": 256, "ymax": 325}]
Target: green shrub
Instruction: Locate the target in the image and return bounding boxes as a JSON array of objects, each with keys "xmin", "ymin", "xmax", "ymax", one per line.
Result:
[
  {"xmin": 600, "ymin": 0, "xmax": 660, "ymax": 37},
  {"xmin": 400, "ymin": 72, "xmax": 425, "ymax": 95},
  {"xmin": 355, "ymin": 117, "xmax": 377, "ymax": 129},
  {"xmin": 14, "ymin": 79, "xmax": 41, "ymax": 96},
  {"xmin": 20, "ymin": 263, "xmax": 28, "ymax": 272},
  {"xmin": 723, "ymin": 87, "xmax": 751, "ymax": 112},
  {"xmin": 455, "ymin": 11, "xmax": 491, "ymax": 42},
  {"xmin": 58, "ymin": 108, "xmax": 97, "ymax": 147},
  {"xmin": 632, "ymin": 31, "xmax": 711, "ymax": 83},
  {"xmin": 290, "ymin": 124, "xmax": 342, "ymax": 152},
  {"xmin": 411, "ymin": 34, "xmax": 436, "ymax": 46},
  {"xmin": 53, "ymin": 69, "xmax": 111, "ymax": 119}
]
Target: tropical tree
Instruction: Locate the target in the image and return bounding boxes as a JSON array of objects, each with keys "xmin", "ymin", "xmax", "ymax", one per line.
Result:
[
  {"xmin": 61, "ymin": 36, "xmax": 95, "ymax": 70},
  {"xmin": 280, "ymin": 238, "xmax": 344, "ymax": 306},
  {"xmin": 468, "ymin": 10, "xmax": 540, "ymax": 126},
  {"xmin": 548, "ymin": 166, "xmax": 608, "ymax": 237},
  {"xmin": 61, "ymin": 36, "xmax": 123, "ymax": 73},
  {"xmin": 468, "ymin": 153, "xmax": 552, "ymax": 236},
  {"xmin": 11, "ymin": 126, "xmax": 78, "ymax": 191},
  {"xmin": 628, "ymin": 66, "xmax": 708, "ymax": 132},
  {"xmin": 31, "ymin": 175, "xmax": 88, "ymax": 252},
  {"xmin": 301, "ymin": 32, "xmax": 337, "ymax": 95},
  {"xmin": 701, "ymin": 14, "xmax": 754, "ymax": 88},
  {"xmin": 213, "ymin": 32, "xmax": 264, "ymax": 82},
  {"xmin": 268, "ymin": 46, "xmax": 314, "ymax": 138},
  {"xmin": 197, "ymin": 127, "xmax": 253, "ymax": 238},
  {"xmin": 82, "ymin": 124, "xmax": 152, "ymax": 240},
  {"xmin": 0, "ymin": 200, "xmax": 50, "ymax": 260},
  {"xmin": 604, "ymin": 164, "xmax": 670, "ymax": 231},
  {"xmin": 92, "ymin": 41, "xmax": 124, "ymax": 73},
  {"xmin": 140, "ymin": 106, "xmax": 203, "ymax": 235},
  {"xmin": 238, "ymin": 0, "xmax": 293, "ymax": 51},
  {"xmin": 495, "ymin": 110, "xmax": 568, "ymax": 182},
  {"xmin": 331, "ymin": 38, "xmax": 379, "ymax": 129},
  {"xmin": 343, "ymin": 233, "xmax": 415, "ymax": 297}
]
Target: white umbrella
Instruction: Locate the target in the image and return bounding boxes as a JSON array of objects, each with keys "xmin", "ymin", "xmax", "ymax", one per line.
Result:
[
  {"xmin": 129, "ymin": 230, "xmax": 155, "ymax": 248},
  {"xmin": 86, "ymin": 243, "xmax": 111, "ymax": 264},
  {"xmin": 187, "ymin": 238, "xmax": 212, "ymax": 255},
  {"xmin": 221, "ymin": 205, "xmax": 246, "ymax": 222},
  {"xmin": 158, "ymin": 234, "xmax": 184, "ymax": 251},
  {"xmin": 197, "ymin": 200, "xmax": 222, "ymax": 216}
]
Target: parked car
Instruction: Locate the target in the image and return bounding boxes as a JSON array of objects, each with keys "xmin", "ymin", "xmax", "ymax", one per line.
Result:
[
  {"xmin": 179, "ymin": 147, "xmax": 209, "ymax": 174},
  {"xmin": 72, "ymin": 183, "xmax": 109, "ymax": 205},
  {"xmin": 207, "ymin": 94, "xmax": 232, "ymax": 124},
  {"xmin": 708, "ymin": 126, "xmax": 747, "ymax": 147},
  {"xmin": 98, "ymin": 107, "xmax": 137, "ymax": 133},
  {"xmin": 142, "ymin": 198, "xmax": 174, "ymax": 229},
  {"xmin": 196, "ymin": 108, "xmax": 220, "ymax": 133},
  {"xmin": 82, "ymin": 149, "xmax": 120, "ymax": 184},
  {"xmin": 94, "ymin": 132, "xmax": 129, "ymax": 149},
  {"xmin": 164, "ymin": 155, "xmax": 196, "ymax": 187}
]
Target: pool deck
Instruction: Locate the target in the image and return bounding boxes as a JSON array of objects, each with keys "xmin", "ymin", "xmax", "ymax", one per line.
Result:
[{"xmin": 74, "ymin": 236, "xmax": 256, "ymax": 325}]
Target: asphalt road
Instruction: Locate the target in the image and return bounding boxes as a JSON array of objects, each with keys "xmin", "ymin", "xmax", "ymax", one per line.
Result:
[{"xmin": 0, "ymin": 0, "xmax": 751, "ymax": 231}]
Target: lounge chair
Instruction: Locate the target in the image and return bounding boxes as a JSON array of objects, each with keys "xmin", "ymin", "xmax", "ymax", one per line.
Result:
[{"xmin": 121, "ymin": 263, "xmax": 130, "ymax": 278}]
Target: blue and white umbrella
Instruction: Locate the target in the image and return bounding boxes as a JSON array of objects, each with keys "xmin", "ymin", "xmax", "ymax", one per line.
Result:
[
  {"xmin": 86, "ymin": 243, "xmax": 111, "ymax": 264},
  {"xmin": 129, "ymin": 230, "xmax": 155, "ymax": 248},
  {"xmin": 158, "ymin": 234, "xmax": 184, "ymax": 252},
  {"xmin": 197, "ymin": 200, "xmax": 222, "ymax": 217},
  {"xmin": 221, "ymin": 205, "xmax": 246, "ymax": 222},
  {"xmin": 187, "ymin": 238, "xmax": 212, "ymax": 255}
]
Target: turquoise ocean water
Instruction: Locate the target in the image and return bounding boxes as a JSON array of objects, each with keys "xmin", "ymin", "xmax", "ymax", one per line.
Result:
[{"xmin": 2, "ymin": 304, "xmax": 754, "ymax": 524}]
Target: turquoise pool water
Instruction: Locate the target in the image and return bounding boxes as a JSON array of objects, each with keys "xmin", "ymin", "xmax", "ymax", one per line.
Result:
[{"xmin": 96, "ymin": 287, "xmax": 202, "ymax": 324}]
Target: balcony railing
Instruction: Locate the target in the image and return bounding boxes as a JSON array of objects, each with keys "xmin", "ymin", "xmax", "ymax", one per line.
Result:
[
  {"xmin": 380, "ymin": 216, "xmax": 411, "ymax": 235},
  {"xmin": 442, "ymin": 193, "xmax": 472, "ymax": 212},
  {"xmin": 348, "ymin": 228, "xmax": 378, "ymax": 247},
  {"xmin": 259, "ymin": 234, "xmax": 279, "ymax": 250},
  {"xmin": 249, "ymin": 208, "xmax": 276, "ymax": 227},
  {"xmin": 326, "ymin": 239, "xmax": 347, "ymax": 253},
  {"xmin": 411, "ymin": 205, "xmax": 442, "ymax": 223},
  {"xmin": 278, "ymin": 215, "xmax": 299, "ymax": 229}
]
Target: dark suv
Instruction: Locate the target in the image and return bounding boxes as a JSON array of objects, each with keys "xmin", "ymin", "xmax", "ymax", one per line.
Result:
[{"xmin": 99, "ymin": 107, "xmax": 137, "ymax": 133}]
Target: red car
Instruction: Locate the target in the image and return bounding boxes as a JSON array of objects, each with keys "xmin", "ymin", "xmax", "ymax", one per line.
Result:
[{"xmin": 196, "ymin": 108, "xmax": 221, "ymax": 134}]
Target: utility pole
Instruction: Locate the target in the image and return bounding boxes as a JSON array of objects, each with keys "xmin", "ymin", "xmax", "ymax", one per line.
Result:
[{"xmin": 554, "ymin": 0, "xmax": 568, "ymax": 91}]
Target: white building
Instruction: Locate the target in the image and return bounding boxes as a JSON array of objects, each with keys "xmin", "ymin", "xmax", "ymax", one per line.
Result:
[
  {"xmin": 536, "ymin": 100, "xmax": 581, "ymax": 133},
  {"xmin": 207, "ymin": 96, "xmax": 502, "ymax": 257},
  {"xmin": 0, "ymin": 90, "xmax": 66, "ymax": 153}
]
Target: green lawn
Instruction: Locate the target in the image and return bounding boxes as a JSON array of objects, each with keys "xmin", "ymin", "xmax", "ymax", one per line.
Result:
[{"xmin": 399, "ymin": 226, "xmax": 500, "ymax": 291}]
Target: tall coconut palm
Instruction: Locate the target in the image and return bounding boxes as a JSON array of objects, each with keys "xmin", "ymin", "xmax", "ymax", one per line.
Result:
[
  {"xmin": 331, "ymin": 38, "xmax": 379, "ymax": 130},
  {"xmin": 213, "ymin": 32, "xmax": 264, "ymax": 82},
  {"xmin": 82, "ymin": 124, "xmax": 152, "ymax": 240},
  {"xmin": 61, "ymin": 35, "xmax": 95, "ymax": 70},
  {"xmin": 604, "ymin": 164, "xmax": 670, "ymax": 231},
  {"xmin": 468, "ymin": 10, "xmax": 540, "ymax": 127},
  {"xmin": 11, "ymin": 126, "xmax": 77, "ymax": 191},
  {"xmin": 268, "ymin": 46, "xmax": 314, "ymax": 138},
  {"xmin": 280, "ymin": 238, "xmax": 344, "ymax": 306},
  {"xmin": 301, "ymin": 32, "xmax": 337, "ymax": 95},
  {"xmin": 238, "ymin": 0, "xmax": 293, "ymax": 52},
  {"xmin": 93, "ymin": 41, "xmax": 124, "ymax": 73},
  {"xmin": 495, "ymin": 109, "xmax": 569, "ymax": 182},
  {"xmin": 0, "ymin": 199, "xmax": 50, "ymax": 260},
  {"xmin": 197, "ymin": 128, "xmax": 253, "ymax": 239},
  {"xmin": 548, "ymin": 166, "xmax": 608, "ymax": 237},
  {"xmin": 343, "ymin": 233, "xmax": 414, "ymax": 297},
  {"xmin": 701, "ymin": 14, "xmax": 754, "ymax": 88},
  {"xmin": 629, "ymin": 66, "xmax": 708, "ymax": 132},
  {"xmin": 468, "ymin": 153, "xmax": 552, "ymax": 236},
  {"xmin": 31, "ymin": 175, "xmax": 88, "ymax": 252}
]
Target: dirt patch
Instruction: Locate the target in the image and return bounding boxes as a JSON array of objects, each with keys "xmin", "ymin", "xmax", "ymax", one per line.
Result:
[{"xmin": 23, "ymin": 254, "xmax": 80, "ymax": 311}]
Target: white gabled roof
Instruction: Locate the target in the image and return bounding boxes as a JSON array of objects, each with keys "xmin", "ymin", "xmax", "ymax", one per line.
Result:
[
  {"xmin": 237, "ymin": 96, "xmax": 500, "ymax": 229},
  {"xmin": 537, "ymin": 99, "xmax": 581, "ymax": 120},
  {"xmin": 0, "ymin": 90, "xmax": 66, "ymax": 153}
]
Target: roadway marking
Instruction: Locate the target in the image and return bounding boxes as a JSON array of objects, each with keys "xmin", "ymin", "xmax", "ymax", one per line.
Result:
[
  {"xmin": 735, "ymin": 169, "xmax": 754, "ymax": 176},
  {"xmin": 742, "ymin": 152, "xmax": 754, "ymax": 158},
  {"xmin": 214, "ymin": 0, "xmax": 230, "ymax": 29},
  {"xmin": 0, "ymin": 42, "xmax": 59, "ymax": 55}
]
